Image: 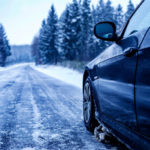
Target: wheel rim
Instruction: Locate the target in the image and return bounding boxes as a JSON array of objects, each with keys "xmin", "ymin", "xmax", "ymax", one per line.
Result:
[{"xmin": 83, "ymin": 82, "xmax": 92, "ymax": 124}]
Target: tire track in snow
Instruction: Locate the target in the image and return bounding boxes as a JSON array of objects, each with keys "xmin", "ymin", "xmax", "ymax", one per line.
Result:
[{"xmin": 29, "ymin": 82, "xmax": 44, "ymax": 147}]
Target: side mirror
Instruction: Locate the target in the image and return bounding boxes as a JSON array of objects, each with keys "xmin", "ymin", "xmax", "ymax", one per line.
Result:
[{"xmin": 94, "ymin": 22, "xmax": 117, "ymax": 41}]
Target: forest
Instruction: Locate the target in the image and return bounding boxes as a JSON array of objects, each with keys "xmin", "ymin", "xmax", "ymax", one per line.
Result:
[
  {"xmin": 0, "ymin": 0, "xmax": 135, "ymax": 67},
  {"xmin": 31, "ymin": 0, "xmax": 135, "ymax": 65}
]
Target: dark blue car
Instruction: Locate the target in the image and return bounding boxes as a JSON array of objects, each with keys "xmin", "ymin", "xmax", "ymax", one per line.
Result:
[{"xmin": 83, "ymin": 0, "xmax": 150, "ymax": 149}]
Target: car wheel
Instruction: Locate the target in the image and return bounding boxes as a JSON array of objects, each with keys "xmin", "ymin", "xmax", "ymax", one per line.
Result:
[{"xmin": 83, "ymin": 78, "xmax": 99, "ymax": 132}]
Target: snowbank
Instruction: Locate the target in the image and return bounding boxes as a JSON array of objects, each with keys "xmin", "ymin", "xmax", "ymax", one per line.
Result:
[
  {"xmin": 0, "ymin": 63, "xmax": 32, "ymax": 72},
  {"xmin": 31, "ymin": 65, "xmax": 83, "ymax": 89},
  {"xmin": 0, "ymin": 63, "xmax": 83, "ymax": 89}
]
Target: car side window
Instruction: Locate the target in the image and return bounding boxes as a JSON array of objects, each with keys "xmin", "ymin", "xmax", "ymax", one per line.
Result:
[
  {"xmin": 140, "ymin": 28, "xmax": 150, "ymax": 49},
  {"xmin": 124, "ymin": 1, "xmax": 150, "ymax": 37}
]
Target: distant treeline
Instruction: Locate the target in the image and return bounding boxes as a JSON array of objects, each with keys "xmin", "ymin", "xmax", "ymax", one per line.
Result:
[
  {"xmin": 7, "ymin": 45, "xmax": 33, "ymax": 64},
  {"xmin": 31, "ymin": 0, "xmax": 135, "ymax": 65},
  {"xmin": 0, "ymin": 24, "xmax": 11, "ymax": 67}
]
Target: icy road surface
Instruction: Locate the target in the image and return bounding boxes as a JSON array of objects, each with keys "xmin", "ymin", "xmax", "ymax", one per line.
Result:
[{"xmin": 0, "ymin": 64, "xmax": 118, "ymax": 150}]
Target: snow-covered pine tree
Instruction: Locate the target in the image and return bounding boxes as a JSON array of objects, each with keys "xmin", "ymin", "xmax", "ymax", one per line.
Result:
[
  {"xmin": 47, "ymin": 5, "xmax": 58, "ymax": 64},
  {"xmin": 92, "ymin": 5, "xmax": 97, "ymax": 25},
  {"xmin": 31, "ymin": 36, "xmax": 41, "ymax": 65},
  {"xmin": 0, "ymin": 24, "xmax": 11, "ymax": 67},
  {"xmin": 60, "ymin": 5, "xmax": 72, "ymax": 60},
  {"xmin": 104, "ymin": 0, "xmax": 114, "ymax": 22},
  {"xmin": 96, "ymin": 0, "xmax": 105, "ymax": 22},
  {"xmin": 69, "ymin": 0, "xmax": 82, "ymax": 60},
  {"xmin": 114, "ymin": 4, "xmax": 124, "ymax": 34},
  {"xmin": 38, "ymin": 20, "xmax": 47, "ymax": 64},
  {"xmin": 125, "ymin": 0, "xmax": 135, "ymax": 22},
  {"xmin": 81, "ymin": 0, "xmax": 94, "ymax": 61},
  {"xmin": 90, "ymin": 5, "xmax": 101, "ymax": 59},
  {"xmin": 39, "ymin": 5, "xmax": 58, "ymax": 64},
  {"xmin": 60, "ymin": 0, "xmax": 82, "ymax": 61}
]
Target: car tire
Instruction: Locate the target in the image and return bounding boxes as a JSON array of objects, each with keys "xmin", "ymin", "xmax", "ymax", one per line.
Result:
[{"xmin": 83, "ymin": 77, "xmax": 99, "ymax": 132}]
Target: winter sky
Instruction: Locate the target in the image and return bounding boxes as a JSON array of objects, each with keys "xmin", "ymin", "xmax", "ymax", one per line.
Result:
[{"xmin": 0, "ymin": 0, "xmax": 142, "ymax": 45}]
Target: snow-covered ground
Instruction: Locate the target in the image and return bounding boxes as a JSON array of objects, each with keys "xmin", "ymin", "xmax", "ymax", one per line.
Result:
[
  {"xmin": 0, "ymin": 63, "xmax": 128, "ymax": 150},
  {"xmin": 1, "ymin": 63, "xmax": 83, "ymax": 89},
  {"xmin": 31, "ymin": 64, "xmax": 83, "ymax": 88},
  {"xmin": 0, "ymin": 63, "xmax": 30, "ymax": 72},
  {"xmin": 0, "ymin": 63, "xmax": 110, "ymax": 150}
]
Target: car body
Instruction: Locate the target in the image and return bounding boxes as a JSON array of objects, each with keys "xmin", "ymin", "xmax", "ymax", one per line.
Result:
[{"xmin": 83, "ymin": 0, "xmax": 150, "ymax": 149}]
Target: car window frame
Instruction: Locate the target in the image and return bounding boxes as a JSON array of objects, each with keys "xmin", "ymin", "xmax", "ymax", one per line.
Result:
[{"xmin": 118, "ymin": 0, "xmax": 145, "ymax": 41}]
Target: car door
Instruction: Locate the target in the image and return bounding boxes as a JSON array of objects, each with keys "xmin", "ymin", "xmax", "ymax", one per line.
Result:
[
  {"xmin": 136, "ymin": 28, "xmax": 150, "ymax": 138},
  {"xmin": 96, "ymin": 0, "xmax": 150, "ymax": 130}
]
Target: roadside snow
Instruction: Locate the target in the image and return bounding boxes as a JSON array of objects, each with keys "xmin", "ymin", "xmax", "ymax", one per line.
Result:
[
  {"xmin": 0, "ymin": 63, "xmax": 83, "ymax": 88},
  {"xmin": 0, "ymin": 63, "xmax": 32, "ymax": 72},
  {"xmin": 31, "ymin": 65, "xmax": 83, "ymax": 88}
]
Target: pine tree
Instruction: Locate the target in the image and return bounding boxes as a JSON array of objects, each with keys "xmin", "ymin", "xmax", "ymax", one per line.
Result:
[
  {"xmin": 47, "ymin": 5, "xmax": 58, "ymax": 64},
  {"xmin": 104, "ymin": 0, "xmax": 114, "ymax": 22},
  {"xmin": 39, "ymin": 20, "xmax": 47, "ymax": 64},
  {"xmin": 81, "ymin": 0, "xmax": 94, "ymax": 61},
  {"xmin": 115, "ymin": 4, "xmax": 124, "ymax": 34},
  {"xmin": 0, "ymin": 24, "xmax": 11, "ymax": 67},
  {"xmin": 92, "ymin": 5, "xmax": 97, "ymax": 25},
  {"xmin": 60, "ymin": 0, "xmax": 82, "ymax": 61},
  {"xmin": 60, "ymin": 5, "xmax": 72, "ymax": 60},
  {"xmin": 69, "ymin": 0, "xmax": 82, "ymax": 60},
  {"xmin": 39, "ymin": 5, "xmax": 58, "ymax": 64},
  {"xmin": 96, "ymin": 0, "xmax": 105, "ymax": 22},
  {"xmin": 31, "ymin": 36, "xmax": 41, "ymax": 65},
  {"xmin": 125, "ymin": 0, "xmax": 135, "ymax": 22}
]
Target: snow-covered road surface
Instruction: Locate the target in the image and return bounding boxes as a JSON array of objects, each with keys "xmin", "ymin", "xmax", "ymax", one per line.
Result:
[{"xmin": 0, "ymin": 64, "xmax": 121, "ymax": 150}]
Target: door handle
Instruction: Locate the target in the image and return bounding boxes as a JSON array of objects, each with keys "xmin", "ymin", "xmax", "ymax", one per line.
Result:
[{"xmin": 124, "ymin": 47, "xmax": 138, "ymax": 57}]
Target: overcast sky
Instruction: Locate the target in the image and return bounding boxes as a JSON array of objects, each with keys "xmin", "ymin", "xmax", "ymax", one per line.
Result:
[{"xmin": 0, "ymin": 0, "xmax": 142, "ymax": 45}]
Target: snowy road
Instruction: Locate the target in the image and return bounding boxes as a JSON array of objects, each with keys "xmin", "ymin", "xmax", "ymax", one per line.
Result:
[{"xmin": 0, "ymin": 65, "xmax": 117, "ymax": 150}]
